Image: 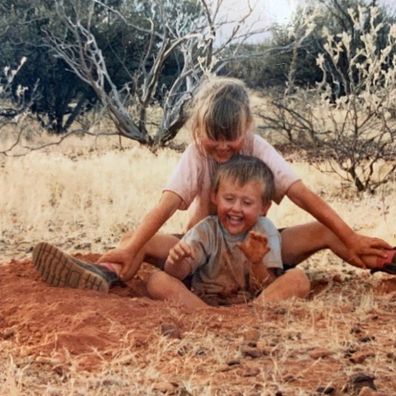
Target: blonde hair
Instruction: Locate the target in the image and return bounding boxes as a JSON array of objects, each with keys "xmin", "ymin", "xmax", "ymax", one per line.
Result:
[
  {"xmin": 188, "ymin": 76, "xmax": 253, "ymax": 144},
  {"xmin": 212, "ymin": 155, "xmax": 275, "ymax": 203}
]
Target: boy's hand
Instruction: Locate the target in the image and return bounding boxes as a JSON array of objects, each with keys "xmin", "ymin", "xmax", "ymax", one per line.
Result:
[
  {"xmin": 165, "ymin": 241, "xmax": 196, "ymax": 279},
  {"xmin": 166, "ymin": 241, "xmax": 195, "ymax": 266},
  {"xmin": 237, "ymin": 231, "xmax": 270, "ymax": 264}
]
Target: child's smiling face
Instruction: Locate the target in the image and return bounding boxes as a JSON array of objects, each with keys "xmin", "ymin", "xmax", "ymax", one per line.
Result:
[
  {"xmin": 211, "ymin": 176, "xmax": 271, "ymax": 235},
  {"xmin": 201, "ymin": 135, "xmax": 245, "ymax": 163}
]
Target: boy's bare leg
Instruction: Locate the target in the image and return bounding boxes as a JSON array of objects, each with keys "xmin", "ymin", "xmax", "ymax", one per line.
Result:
[
  {"xmin": 254, "ymin": 268, "xmax": 310, "ymax": 305},
  {"xmin": 101, "ymin": 232, "xmax": 179, "ymax": 281},
  {"xmin": 280, "ymin": 222, "xmax": 387, "ymax": 269},
  {"xmin": 147, "ymin": 271, "xmax": 208, "ymax": 310}
]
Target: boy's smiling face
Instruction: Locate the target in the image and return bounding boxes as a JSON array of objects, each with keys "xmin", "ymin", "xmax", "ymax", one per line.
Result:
[{"xmin": 211, "ymin": 176, "xmax": 271, "ymax": 235}]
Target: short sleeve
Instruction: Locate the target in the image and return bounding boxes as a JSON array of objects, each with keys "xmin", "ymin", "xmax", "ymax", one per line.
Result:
[
  {"xmin": 163, "ymin": 144, "xmax": 203, "ymax": 210},
  {"xmin": 181, "ymin": 217, "xmax": 215, "ymax": 272},
  {"xmin": 251, "ymin": 135, "xmax": 300, "ymax": 204},
  {"xmin": 254, "ymin": 217, "xmax": 283, "ymax": 269}
]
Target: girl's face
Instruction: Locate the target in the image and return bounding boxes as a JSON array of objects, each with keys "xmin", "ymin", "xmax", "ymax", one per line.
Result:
[
  {"xmin": 201, "ymin": 135, "xmax": 245, "ymax": 163},
  {"xmin": 200, "ymin": 120, "xmax": 252, "ymax": 163}
]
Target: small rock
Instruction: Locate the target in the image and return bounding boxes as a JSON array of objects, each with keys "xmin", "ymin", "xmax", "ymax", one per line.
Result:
[
  {"xmin": 282, "ymin": 374, "xmax": 296, "ymax": 383},
  {"xmin": 2, "ymin": 328, "xmax": 15, "ymax": 340},
  {"xmin": 52, "ymin": 365, "xmax": 66, "ymax": 376},
  {"xmin": 316, "ymin": 385, "xmax": 335, "ymax": 394},
  {"xmin": 350, "ymin": 351, "xmax": 375, "ymax": 364},
  {"xmin": 153, "ymin": 381, "xmax": 177, "ymax": 393},
  {"xmin": 226, "ymin": 359, "xmax": 241, "ymax": 366},
  {"xmin": 359, "ymin": 336, "xmax": 375, "ymax": 343},
  {"xmin": 344, "ymin": 373, "xmax": 376, "ymax": 394},
  {"xmin": 386, "ymin": 352, "xmax": 395, "ymax": 361},
  {"xmin": 350, "ymin": 325, "xmax": 363, "ymax": 334},
  {"xmin": 240, "ymin": 346, "xmax": 263, "ymax": 358},
  {"xmin": 160, "ymin": 322, "xmax": 182, "ymax": 339},
  {"xmin": 237, "ymin": 366, "xmax": 260, "ymax": 377},
  {"xmin": 309, "ymin": 348, "xmax": 333, "ymax": 359}
]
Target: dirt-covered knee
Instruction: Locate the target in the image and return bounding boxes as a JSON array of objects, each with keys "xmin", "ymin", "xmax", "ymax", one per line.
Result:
[
  {"xmin": 146, "ymin": 271, "xmax": 174, "ymax": 300},
  {"xmin": 289, "ymin": 268, "xmax": 311, "ymax": 298}
]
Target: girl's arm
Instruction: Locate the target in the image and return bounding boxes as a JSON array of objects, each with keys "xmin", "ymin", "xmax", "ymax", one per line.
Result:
[
  {"xmin": 287, "ymin": 181, "xmax": 391, "ymax": 266},
  {"xmin": 98, "ymin": 191, "xmax": 182, "ymax": 279}
]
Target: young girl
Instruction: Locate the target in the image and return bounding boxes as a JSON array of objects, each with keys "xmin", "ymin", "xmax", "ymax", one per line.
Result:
[{"xmin": 98, "ymin": 76, "xmax": 395, "ymax": 281}]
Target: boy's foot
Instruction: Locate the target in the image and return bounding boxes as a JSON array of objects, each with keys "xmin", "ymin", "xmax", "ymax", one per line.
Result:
[
  {"xmin": 32, "ymin": 242, "xmax": 124, "ymax": 293},
  {"xmin": 371, "ymin": 248, "xmax": 396, "ymax": 275}
]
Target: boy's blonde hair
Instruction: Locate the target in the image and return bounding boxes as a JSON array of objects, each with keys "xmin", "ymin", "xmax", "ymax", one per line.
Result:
[
  {"xmin": 189, "ymin": 76, "xmax": 253, "ymax": 143},
  {"xmin": 212, "ymin": 155, "xmax": 275, "ymax": 203}
]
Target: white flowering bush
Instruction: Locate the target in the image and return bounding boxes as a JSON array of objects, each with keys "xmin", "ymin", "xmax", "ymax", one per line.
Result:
[
  {"xmin": 260, "ymin": 5, "xmax": 396, "ymax": 193},
  {"xmin": 0, "ymin": 57, "xmax": 30, "ymax": 119}
]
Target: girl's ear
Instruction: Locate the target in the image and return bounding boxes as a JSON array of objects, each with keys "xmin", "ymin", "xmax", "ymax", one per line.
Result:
[{"xmin": 261, "ymin": 201, "xmax": 272, "ymax": 216}]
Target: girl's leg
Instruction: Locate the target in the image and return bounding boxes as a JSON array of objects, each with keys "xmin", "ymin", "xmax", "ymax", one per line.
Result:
[
  {"xmin": 281, "ymin": 222, "xmax": 395, "ymax": 269},
  {"xmin": 147, "ymin": 271, "xmax": 208, "ymax": 310},
  {"xmin": 281, "ymin": 221, "xmax": 362, "ymax": 267},
  {"xmin": 254, "ymin": 268, "xmax": 310, "ymax": 305}
]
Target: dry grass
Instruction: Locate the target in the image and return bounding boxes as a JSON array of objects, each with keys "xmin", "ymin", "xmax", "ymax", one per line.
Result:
[{"xmin": 0, "ymin": 128, "xmax": 395, "ymax": 395}]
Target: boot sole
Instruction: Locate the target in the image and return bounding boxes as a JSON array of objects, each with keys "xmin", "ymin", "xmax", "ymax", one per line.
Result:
[{"xmin": 32, "ymin": 242, "xmax": 109, "ymax": 293}]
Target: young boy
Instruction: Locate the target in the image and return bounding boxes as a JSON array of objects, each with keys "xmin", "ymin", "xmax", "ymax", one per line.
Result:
[{"xmin": 146, "ymin": 155, "xmax": 311, "ymax": 310}]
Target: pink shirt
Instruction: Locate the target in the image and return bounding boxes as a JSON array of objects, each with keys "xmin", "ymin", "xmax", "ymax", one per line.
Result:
[{"xmin": 164, "ymin": 134, "xmax": 300, "ymax": 229}]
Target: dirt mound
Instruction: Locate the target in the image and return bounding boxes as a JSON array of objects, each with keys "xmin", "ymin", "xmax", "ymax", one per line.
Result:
[{"xmin": 0, "ymin": 257, "xmax": 173, "ymax": 368}]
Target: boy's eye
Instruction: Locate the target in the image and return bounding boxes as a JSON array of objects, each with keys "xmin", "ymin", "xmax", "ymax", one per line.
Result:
[
  {"xmin": 224, "ymin": 196, "xmax": 234, "ymax": 202},
  {"xmin": 243, "ymin": 200, "xmax": 253, "ymax": 206}
]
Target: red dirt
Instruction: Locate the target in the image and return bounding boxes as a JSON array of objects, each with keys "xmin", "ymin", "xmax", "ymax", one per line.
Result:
[{"xmin": 1, "ymin": 255, "xmax": 396, "ymax": 395}]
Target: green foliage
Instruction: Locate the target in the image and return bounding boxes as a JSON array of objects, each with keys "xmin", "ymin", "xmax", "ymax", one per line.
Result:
[
  {"xmin": 258, "ymin": 4, "xmax": 396, "ymax": 193},
  {"xmin": 0, "ymin": 0, "xmax": 97, "ymax": 132},
  {"xmin": 0, "ymin": 0, "xmax": 195, "ymax": 134},
  {"xmin": 227, "ymin": 0, "xmax": 396, "ymax": 92}
]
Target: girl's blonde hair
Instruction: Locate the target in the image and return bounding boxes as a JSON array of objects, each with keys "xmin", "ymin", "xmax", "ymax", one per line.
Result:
[{"xmin": 188, "ymin": 76, "xmax": 253, "ymax": 143}]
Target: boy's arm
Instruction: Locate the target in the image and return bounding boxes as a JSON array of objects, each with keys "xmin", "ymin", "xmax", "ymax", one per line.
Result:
[
  {"xmin": 287, "ymin": 181, "xmax": 391, "ymax": 268},
  {"xmin": 238, "ymin": 231, "xmax": 276, "ymax": 291},
  {"xmin": 164, "ymin": 241, "xmax": 196, "ymax": 280}
]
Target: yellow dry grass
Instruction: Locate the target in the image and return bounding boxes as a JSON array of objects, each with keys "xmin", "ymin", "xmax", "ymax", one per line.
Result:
[
  {"xmin": 0, "ymin": 129, "xmax": 394, "ymax": 260},
  {"xmin": 0, "ymin": 125, "xmax": 395, "ymax": 396}
]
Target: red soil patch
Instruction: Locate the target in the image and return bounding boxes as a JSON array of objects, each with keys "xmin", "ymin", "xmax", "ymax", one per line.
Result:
[{"xmin": 1, "ymin": 255, "xmax": 395, "ymax": 394}]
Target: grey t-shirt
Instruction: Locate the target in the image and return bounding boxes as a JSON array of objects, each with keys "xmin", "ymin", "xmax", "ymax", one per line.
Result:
[{"xmin": 182, "ymin": 216, "xmax": 282, "ymax": 304}]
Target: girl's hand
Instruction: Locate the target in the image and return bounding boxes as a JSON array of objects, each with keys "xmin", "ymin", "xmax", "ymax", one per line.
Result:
[
  {"xmin": 98, "ymin": 248, "xmax": 129, "ymax": 266},
  {"xmin": 345, "ymin": 233, "xmax": 392, "ymax": 269},
  {"xmin": 97, "ymin": 248, "xmax": 137, "ymax": 280},
  {"xmin": 237, "ymin": 231, "xmax": 270, "ymax": 264}
]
